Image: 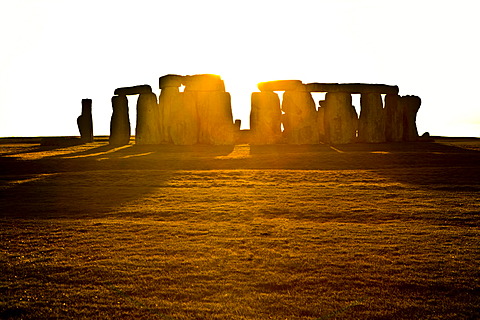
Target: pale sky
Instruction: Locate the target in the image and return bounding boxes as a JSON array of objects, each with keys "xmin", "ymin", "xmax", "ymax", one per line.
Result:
[{"xmin": 1, "ymin": 0, "xmax": 479, "ymax": 138}]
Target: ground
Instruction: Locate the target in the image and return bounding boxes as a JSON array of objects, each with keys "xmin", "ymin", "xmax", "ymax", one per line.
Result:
[{"xmin": 0, "ymin": 137, "xmax": 479, "ymax": 319}]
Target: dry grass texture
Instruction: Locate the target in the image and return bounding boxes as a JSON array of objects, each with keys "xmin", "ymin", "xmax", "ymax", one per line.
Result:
[{"xmin": 1, "ymin": 138, "xmax": 479, "ymax": 319}]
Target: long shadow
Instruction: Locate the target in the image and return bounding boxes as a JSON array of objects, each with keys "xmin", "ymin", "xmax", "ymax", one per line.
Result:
[
  {"xmin": 0, "ymin": 169, "xmax": 173, "ymax": 219},
  {"xmin": 48, "ymin": 143, "xmax": 236, "ymax": 161},
  {"xmin": 46, "ymin": 143, "xmax": 121, "ymax": 159},
  {"xmin": 0, "ymin": 139, "xmax": 83, "ymax": 157}
]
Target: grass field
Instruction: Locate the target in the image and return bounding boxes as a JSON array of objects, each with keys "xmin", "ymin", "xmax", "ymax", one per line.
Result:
[{"xmin": 1, "ymin": 137, "xmax": 479, "ymax": 319}]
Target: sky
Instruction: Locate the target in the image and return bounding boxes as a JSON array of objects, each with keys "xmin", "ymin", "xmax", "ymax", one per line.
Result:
[{"xmin": 0, "ymin": 0, "xmax": 479, "ymax": 138}]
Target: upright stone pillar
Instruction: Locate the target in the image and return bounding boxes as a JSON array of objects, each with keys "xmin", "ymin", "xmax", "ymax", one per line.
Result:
[
  {"xmin": 168, "ymin": 91, "xmax": 199, "ymax": 145},
  {"xmin": 77, "ymin": 99, "xmax": 93, "ymax": 143},
  {"xmin": 324, "ymin": 92, "xmax": 357, "ymax": 144},
  {"xmin": 136, "ymin": 92, "xmax": 160, "ymax": 145},
  {"xmin": 400, "ymin": 95, "xmax": 421, "ymax": 141},
  {"xmin": 196, "ymin": 91, "xmax": 235, "ymax": 145},
  {"xmin": 159, "ymin": 75, "xmax": 184, "ymax": 143},
  {"xmin": 359, "ymin": 93, "xmax": 385, "ymax": 143},
  {"xmin": 282, "ymin": 90, "xmax": 319, "ymax": 144},
  {"xmin": 384, "ymin": 94, "xmax": 403, "ymax": 142},
  {"xmin": 250, "ymin": 91, "xmax": 282, "ymax": 144},
  {"xmin": 317, "ymin": 100, "xmax": 327, "ymax": 143},
  {"xmin": 109, "ymin": 95, "xmax": 130, "ymax": 146},
  {"xmin": 159, "ymin": 86, "xmax": 181, "ymax": 144},
  {"xmin": 183, "ymin": 74, "xmax": 234, "ymax": 145}
]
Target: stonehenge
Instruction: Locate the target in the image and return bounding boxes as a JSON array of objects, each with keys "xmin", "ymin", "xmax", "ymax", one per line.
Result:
[
  {"xmin": 77, "ymin": 99, "xmax": 93, "ymax": 143},
  {"xmin": 105, "ymin": 75, "xmax": 422, "ymax": 146},
  {"xmin": 107, "ymin": 74, "xmax": 236, "ymax": 146}
]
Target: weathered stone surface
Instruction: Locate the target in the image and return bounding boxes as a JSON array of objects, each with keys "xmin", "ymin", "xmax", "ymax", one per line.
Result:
[
  {"xmin": 250, "ymin": 92, "xmax": 282, "ymax": 144},
  {"xmin": 196, "ymin": 91, "xmax": 235, "ymax": 145},
  {"xmin": 159, "ymin": 74, "xmax": 184, "ymax": 89},
  {"xmin": 306, "ymin": 83, "xmax": 399, "ymax": 95},
  {"xmin": 358, "ymin": 93, "xmax": 385, "ymax": 143},
  {"xmin": 168, "ymin": 91, "xmax": 199, "ymax": 145},
  {"xmin": 282, "ymin": 91, "xmax": 319, "ymax": 144},
  {"xmin": 324, "ymin": 92, "xmax": 358, "ymax": 144},
  {"xmin": 400, "ymin": 95, "xmax": 421, "ymax": 142},
  {"xmin": 159, "ymin": 87, "xmax": 180, "ymax": 144},
  {"xmin": 384, "ymin": 94, "xmax": 403, "ymax": 142},
  {"xmin": 257, "ymin": 80, "xmax": 304, "ymax": 92},
  {"xmin": 135, "ymin": 92, "xmax": 161, "ymax": 145},
  {"xmin": 114, "ymin": 85, "xmax": 152, "ymax": 96},
  {"xmin": 183, "ymin": 74, "xmax": 225, "ymax": 92},
  {"xmin": 317, "ymin": 104, "xmax": 326, "ymax": 142},
  {"xmin": 77, "ymin": 99, "xmax": 93, "ymax": 143},
  {"xmin": 109, "ymin": 95, "xmax": 130, "ymax": 146}
]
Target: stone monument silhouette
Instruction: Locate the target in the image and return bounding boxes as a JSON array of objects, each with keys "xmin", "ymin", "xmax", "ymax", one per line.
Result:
[
  {"xmin": 77, "ymin": 99, "xmax": 93, "ymax": 143},
  {"xmin": 105, "ymin": 75, "xmax": 422, "ymax": 146}
]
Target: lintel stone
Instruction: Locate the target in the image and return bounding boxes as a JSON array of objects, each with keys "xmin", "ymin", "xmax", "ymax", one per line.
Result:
[
  {"xmin": 257, "ymin": 80, "xmax": 304, "ymax": 92},
  {"xmin": 306, "ymin": 83, "xmax": 398, "ymax": 95},
  {"xmin": 159, "ymin": 74, "xmax": 184, "ymax": 89},
  {"xmin": 114, "ymin": 85, "xmax": 153, "ymax": 96}
]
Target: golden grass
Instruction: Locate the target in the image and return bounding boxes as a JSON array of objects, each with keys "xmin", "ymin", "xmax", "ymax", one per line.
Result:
[{"xmin": 0, "ymin": 138, "xmax": 479, "ymax": 319}]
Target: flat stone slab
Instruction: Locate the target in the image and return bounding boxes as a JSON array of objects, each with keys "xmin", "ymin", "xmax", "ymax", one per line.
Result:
[
  {"xmin": 159, "ymin": 74, "xmax": 184, "ymax": 89},
  {"xmin": 258, "ymin": 80, "xmax": 304, "ymax": 92},
  {"xmin": 306, "ymin": 83, "xmax": 399, "ymax": 94},
  {"xmin": 114, "ymin": 85, "xmax": 153, "ymax": 96},
  {"xmin": 183, "ymin": 74, "xmax": 225, "ymax": 91}
]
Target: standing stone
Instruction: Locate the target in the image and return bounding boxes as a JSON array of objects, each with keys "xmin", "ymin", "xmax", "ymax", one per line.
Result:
[
  {"xmin": 324, "ymin": 92, "xmax": 357, "ymax": 144},
  {"xmin": 159, "ymin": 86, "xmax": 181, "ymax": 143},
  {"xmin": 384, "ymin": 94, "xmax": 403, "ymax": 142},
  {"xmin": 135, "ymin": 92, "xmax": 160, "ymax": 145},
  {"xmin": 168, "ymin": 91, "xmax": 199, "ymax": 145},
  {"xmin": 358, "ymin": 93, "xmax": 385, "ymax": 143},
  {"xmin": 317, "ymin": 100, "xmax": 326, "ymax": 142},
  {"xmin": 109, "ymin": 95, "xmax": 130, "ymax": 146},
  {"xmin": 77, "ymin": 99, "xmax": 93, "ymax": 143},
  {"xmin": 400, "ymin": 95, "xmax": 421, "ymax": 141},
  {"xmin": 250, "ymin": 91, "xmax": 282, "ymax": 144},
  {"xmin": 282, "ymin": 90, "xmax": 319, "ymax": 144},
  {"xmin": 196, "ymin": 91, "xmax": 235, "ymax": 145}
]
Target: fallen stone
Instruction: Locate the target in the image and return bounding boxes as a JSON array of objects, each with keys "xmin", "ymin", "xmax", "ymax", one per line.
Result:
[
  {"xmin": 306, "ymin": 83, "xmax": 399, "ymax": 95},
  {"xmin": 77, "ymin": 99, "xmax": 93, "ymax": 143},
  {"xmin": 114, "ymin": 85, "xmax": 152, "ymax": 96},
  {"xmin": 257, "ymin": 80, "xmax": 304, "ymax": 92},
  {"xmin": 109, "ymin": 95, "xmax": 131, "ymax": 146},
  {"xmin": 250, "ymin": 92, "xmax": 282, "ymax": 144}
]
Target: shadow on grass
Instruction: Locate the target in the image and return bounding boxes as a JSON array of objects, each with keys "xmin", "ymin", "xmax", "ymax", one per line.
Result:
[{"xmin": 0, "ymin": 170, "xmax": 173, "ymax": 219}]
